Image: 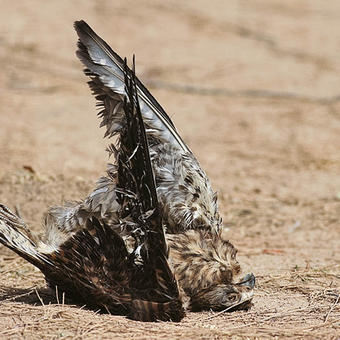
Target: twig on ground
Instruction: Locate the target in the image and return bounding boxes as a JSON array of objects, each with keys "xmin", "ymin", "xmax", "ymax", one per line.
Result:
[
  {"xmin": 35, "ymin": 288, "xmax": 45, "ymax": 307},
  {"xmin": 323, "ymin": 293, "xmax": 340, "ymax": 323}
]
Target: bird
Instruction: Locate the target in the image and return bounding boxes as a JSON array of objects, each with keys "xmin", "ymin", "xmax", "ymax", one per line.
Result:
[
  {"xmin": 0, "ymin": 67, "xmax": 184, "ymax": 321},
  {"xmin": 44, "ymin": 20, "xmax": 222, "ymax": 236},
  {"xmin": 0, "ymin": 21, "xmax": 255, "ymax": 322}
]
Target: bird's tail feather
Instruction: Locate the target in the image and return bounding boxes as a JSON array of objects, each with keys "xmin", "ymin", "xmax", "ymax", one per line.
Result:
[{"xmin": 0, "ymin": 204, "xmax": 51, "ymax": 268}]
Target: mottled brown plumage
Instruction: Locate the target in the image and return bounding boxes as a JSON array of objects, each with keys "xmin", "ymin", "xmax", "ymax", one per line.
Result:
[
  {"xmin": 50, "ymin": 20, "xmax": 221, "ymax": 236},
  {"xmin": 0, "ymin": 66, "xmax": 184, "ymax": 321},
  {"xmin": 167, "ymin": 230, "xmax": 254, "ymax": 311},
  {"xmin": 0, "ymin": 21, "xmax": 255, "ymax": 322}
]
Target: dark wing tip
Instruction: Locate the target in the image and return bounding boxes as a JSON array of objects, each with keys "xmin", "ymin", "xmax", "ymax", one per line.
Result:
[
  {"xmin": 74, "ymin": 20, "xmax": 92, "ymax": 35},
  {"xmin": 120, "ymin": 59, "xmax": 159, "ymax": 219},
  {"xmin": 73, "ymin": 20, "xmax": 178, "ymax": 133}
]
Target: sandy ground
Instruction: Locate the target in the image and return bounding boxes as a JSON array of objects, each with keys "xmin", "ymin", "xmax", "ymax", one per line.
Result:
[{"xmin": 0, "ymin": 1, "xmax": 339, "ymax": 339}]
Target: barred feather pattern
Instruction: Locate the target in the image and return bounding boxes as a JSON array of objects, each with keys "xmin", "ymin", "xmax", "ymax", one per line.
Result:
[
  {"xmin": 43, "ymin": 165, "xmax": 121, "ymax": 248},
  {"xmin": 0, "ymin": 64, "xmax": 185, "ymax": 322},
  {"xmin": 150, "ymin": 143, "xmax": 221, "ymax": 233},
  {"xmin": 0, "ymin": 205, "xmax": 253, "ymax": 315},
  {"xmin": 0, "ymin": 205, "xmax": 49, "ymax": 266},
  {"xmin": 0, "ymin": 209, "xmax": 184, "ymax": 321},
  {"xmin": 73, "ymin": 20, "xmax": 222, "ymax": 234},
  {"xmin": 0, "ymin": 21, "xmax": 255, "ymax": 321},
  {"xmin": 75, "ymin": 21, "xmax": 185, "ymax": 150}
]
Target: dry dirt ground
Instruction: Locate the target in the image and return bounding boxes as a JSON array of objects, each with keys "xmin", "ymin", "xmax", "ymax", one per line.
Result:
[{"xmin": 0, "ymin": 1, "xmax": 339, "ymax": 339}]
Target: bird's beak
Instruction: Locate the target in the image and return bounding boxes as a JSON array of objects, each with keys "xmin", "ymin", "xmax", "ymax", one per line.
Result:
[{"xmin": 239, "ymin": 273, "xmax": 256, "ymax": 289}]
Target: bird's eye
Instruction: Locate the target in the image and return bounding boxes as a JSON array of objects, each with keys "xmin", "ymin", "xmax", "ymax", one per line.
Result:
[{"xmin": 227, "ymin": 294, "xmax": 238, "ymax": 302}]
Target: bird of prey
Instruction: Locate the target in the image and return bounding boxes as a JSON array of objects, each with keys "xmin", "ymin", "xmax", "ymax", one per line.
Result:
[
  {"xmin": 0, "ymin": 21, "xmax": 255, "ymax": 322},
  {"xmin": 46, "ymin": 20, "xmax": 222, "ymax": 236},
  {"xmin": 0, "ymin": 67, "xmax": 184, "ymax": 321}
]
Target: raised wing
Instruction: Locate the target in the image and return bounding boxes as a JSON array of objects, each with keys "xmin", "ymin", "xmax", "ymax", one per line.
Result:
[
  {"xmin": 115, "ymin": 62, "xmax": 183, "ymax": 320},
  {"xmin": 74, "ymin": 20, "xmax": 222, "ymax": 234},
  {"xmin": 0, "ymin": 63, "xmax": 184, "ymax": 322},
  {"xmin": 75, "ymin": 20, "xmax": 189, "ymax": 152}
]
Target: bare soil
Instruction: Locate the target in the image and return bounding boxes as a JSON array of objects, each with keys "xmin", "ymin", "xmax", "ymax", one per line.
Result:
[{"xmin": 0, "ymin": 1, "xmax": 339, "ymax": 339}]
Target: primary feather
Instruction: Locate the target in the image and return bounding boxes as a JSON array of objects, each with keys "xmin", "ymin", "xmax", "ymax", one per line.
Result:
[
  {"xmin": 0, "ymin": 22, "xmax": 255, "ymax": 321},
  {"xmin": 74, "ymin": 20, "xmax": 185, "ymax": 151},
  {"xmin": 70, "ymin": 20, "xmax": 222, "ymax": 234},
  {"xmin": 0, "ymin": 64, "xmax": 184, "ymax": 322}
]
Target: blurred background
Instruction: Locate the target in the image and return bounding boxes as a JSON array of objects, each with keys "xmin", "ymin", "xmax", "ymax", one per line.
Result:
[
  {"xmin": 0, "ymin": 1, "xmax": 339, "ymax": 338},
  {"xmin": 1, "ymin": 1, "xmax": 340, "ymax": 179}
]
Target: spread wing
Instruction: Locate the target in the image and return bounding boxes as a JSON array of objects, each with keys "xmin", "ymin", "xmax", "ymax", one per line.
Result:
[
  {"xmin": 73, "ymin": 20, "xmax": 222, "ymax": 234},
  {"xmin": 74, "ymin": 20, "xmax": 189, "ymax": 152},
  {"xmin": 115, "ymin": 62, "xmax": 183, "ymax": 319},
  {"xmin": 0, "ymin": 63, "xmax": 184, "ymax": 322}
]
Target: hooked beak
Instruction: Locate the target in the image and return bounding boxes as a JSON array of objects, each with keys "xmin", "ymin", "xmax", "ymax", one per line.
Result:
[
  {"xmin": 225, "ymin": 273, "xmax": 255, "ymax": 312},
  {"xmin": 239, "ymin": 273, "xmax": 255, "ymax": 289}
]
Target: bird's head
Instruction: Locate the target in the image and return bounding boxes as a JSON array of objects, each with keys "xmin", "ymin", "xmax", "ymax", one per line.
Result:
[
  {"xmin": 189, "ymin": 272, "xmax": 255, "ymax": 312},
  {"xmin": 167, "ymin": 230, "xmax": 255, "ymax": 312}
]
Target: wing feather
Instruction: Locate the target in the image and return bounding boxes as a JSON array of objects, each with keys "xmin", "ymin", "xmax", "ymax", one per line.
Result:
[
  {"xmin": 74, "ymin": 20, "xmax": 189, "ymax": 152},
  {"xmin": 73, "ymin": 20, "xmax": 222, "ymax": 234},
  {"xmin": 117, "ymin": 60, "xmax": 182, "ymax": 305}
]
